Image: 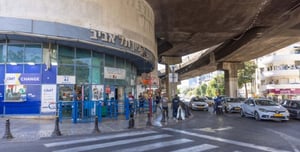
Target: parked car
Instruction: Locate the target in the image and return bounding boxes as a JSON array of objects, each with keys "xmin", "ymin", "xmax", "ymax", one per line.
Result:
[
  {"xmin": 223, "ymin": 97, "xmax": 242, "ymax": 113},
  {"xmin": 282, "ymin": 100, "xmax": 300, "ymax": 120},
  {"xmin": 189, "ymin": 96, "xmax": 209, "ymax": 111},
  {"xmin": 204, "ymin": 96, "xmax": 214, "ymax": 106},
  {"xmin": 240, "ymin": 98, "xmax": 289, "ymax": 121}
]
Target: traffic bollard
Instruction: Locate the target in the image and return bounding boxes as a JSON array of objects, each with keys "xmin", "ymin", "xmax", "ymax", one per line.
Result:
[
  {"xmin": 51, "ymin": 116, "xmax": 62, "ymax": 136},
  {"xmin": 2, "ymin": 119, "xmax": 14, "ymax": 139},
  {"xmin": 92, "ymin": 116, "xmax": 101, "ymax": 134},
  {"xmin": 146, "ymin": 113, "xmax": 152, "ymax": 127}
]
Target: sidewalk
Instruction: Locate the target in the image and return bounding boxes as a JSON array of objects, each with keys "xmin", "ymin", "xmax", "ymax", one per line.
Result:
[{"xmin": 0, "ymin": 109, "xmax": 192, "ymax": 143}]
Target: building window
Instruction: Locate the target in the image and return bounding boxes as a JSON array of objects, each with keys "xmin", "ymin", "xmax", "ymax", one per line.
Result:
[
  {"xmin": 24, "ymin": 44, "xmax": 42, "ymax": 63},
  {"xmin": 58, "ymin": 45, "xmax": 74, "ymax": 65},
  {"xmin": 0, "ymin": 44, "xmax": 6, "ymax": 63},
  {"xmin": 7, "ymin": 44, "xmax": 24, "ymax": 63}
]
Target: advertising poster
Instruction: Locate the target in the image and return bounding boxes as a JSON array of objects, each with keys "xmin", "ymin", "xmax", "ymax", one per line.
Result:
[
  {"xmin": 92, "ymin": 85, "xmax": 104, "ymax": 101},
  {"xmin": 41, "ymin": 85, "xmax": 57, "ymax": 113}
]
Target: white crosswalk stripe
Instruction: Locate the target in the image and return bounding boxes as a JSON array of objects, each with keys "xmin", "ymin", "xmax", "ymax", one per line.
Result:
[
  {"xmin": 114, "ymin": 139, "xmax": 193, "ymax": 152},
  {"xmin": 52, "ymin": 134, "xmax": 172, "ymax": 152},
  {"xmin": 44, "ymin": 130, "xmax": 221, "ymax": 152},
  {"xmin": 44, "ymin": 130, "xmax": 157, "ymax": 147},
  {"xmin": 171, "ymin": 144, "xmax": 219, "ymax": 152}
]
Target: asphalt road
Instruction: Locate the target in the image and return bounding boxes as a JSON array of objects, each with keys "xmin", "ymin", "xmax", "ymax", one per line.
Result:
[{"xmin": 1, "ymin": 108, "xmax": 300, "ymax": 152}]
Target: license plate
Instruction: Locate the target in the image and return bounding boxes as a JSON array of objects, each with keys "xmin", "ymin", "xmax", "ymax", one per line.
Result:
[
  {"xmin": 273, "ymin": 113, "xmax": 283, "ymax": 117},
  {"xmin": 235, "ymin": 107, "xmax": 240, "ymax": 110}
]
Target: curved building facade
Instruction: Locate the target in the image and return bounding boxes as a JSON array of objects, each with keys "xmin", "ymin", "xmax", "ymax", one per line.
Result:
[{"xmin": 0, "ymin": 0, "xmax": 156, "ymax": 114}]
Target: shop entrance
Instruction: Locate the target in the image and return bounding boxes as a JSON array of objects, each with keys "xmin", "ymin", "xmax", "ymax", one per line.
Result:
[{"xmin": 58, "ymin": 84, "xmax": 74, "ymax": 118}]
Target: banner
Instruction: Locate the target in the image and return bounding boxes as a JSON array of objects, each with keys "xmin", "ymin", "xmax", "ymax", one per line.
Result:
[{"xmin": 104, "ymin": 67, "xmax": 126, "ymax": 79}]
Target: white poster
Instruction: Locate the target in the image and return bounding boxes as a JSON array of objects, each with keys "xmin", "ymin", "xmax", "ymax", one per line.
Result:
[
  {"xmin": 41, "ymin": 85, "xmax": 57, "ymax": 113},
  {"xmin": 57, "ymin": 75, "xmax": 76, "ymax": 84},
  {"xmin": 104, "ymin": 67, "xmax": 126, "ymax": 79},
  {"xmin": 92, "ymin": 85, "xmax": 104, "ymax": 101}
]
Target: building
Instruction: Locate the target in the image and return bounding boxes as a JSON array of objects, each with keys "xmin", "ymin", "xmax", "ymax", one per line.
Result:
[
  {"xmin": 0, "ymin": 0, "xmax": 156, "ymax": 115},
  {"xmin": 257, "ymin": 42, "xmax": 300, "ymax": 101}
]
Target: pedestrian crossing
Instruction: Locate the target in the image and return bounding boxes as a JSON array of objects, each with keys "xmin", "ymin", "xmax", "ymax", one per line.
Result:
[{"xmin": 44, "ymin": 130, "xmax": 219, "ymax": 152}]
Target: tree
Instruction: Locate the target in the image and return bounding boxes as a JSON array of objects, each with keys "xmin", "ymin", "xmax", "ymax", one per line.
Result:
[
  {"xmin": 200, "ymin": 83, "xmax": 207, "ymax": 96},
  {"xmin": 207, "ymin": 74, "xmax": 225, "ymax": 96},
  {"xmin": 238, "ymin": 61, "xmax": 257, "ymax": 98}
]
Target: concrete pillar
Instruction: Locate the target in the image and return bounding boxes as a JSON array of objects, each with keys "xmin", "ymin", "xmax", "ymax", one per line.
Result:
[
  {"xmin": 160, "ymin": 56, "xmax": 182, "ymax": 100},
  {"xmin": 221, "ymin": 62, "xmax": 243, "ymax": 97}
]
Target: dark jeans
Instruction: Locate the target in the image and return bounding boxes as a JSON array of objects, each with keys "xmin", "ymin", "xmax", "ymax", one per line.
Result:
[{"xmin": 162, "ymin": 106, "xmax": 169, "ymax": 118}]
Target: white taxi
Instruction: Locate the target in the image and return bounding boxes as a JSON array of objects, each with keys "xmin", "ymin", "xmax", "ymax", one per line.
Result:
[{"xmin": 240, "ymin": 98, "xmax": 289, "ymax": 121}]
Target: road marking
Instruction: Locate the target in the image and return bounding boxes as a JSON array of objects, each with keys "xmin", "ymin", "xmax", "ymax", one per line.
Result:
[
  {"xmin": 267, "ymin": 129, "xmax": 300, "ymax": 152},
  {"xmin": 52, "ymin": 134, "xmax": 172, "ymax": 152},
  {"xmin": 44, "ymin": 130, "xmax": 157, "ymax": 147},
  {"xmin": 171, "ymin": 144, "xmax": 219, "ymax": 152},
  {"xmin": 163, "ymin": 128, "xmax": 291, "ymax": 152},
  {"xmin": 114, "ymin": 139, "xmax": 193, "ymax": 152},
  {"xmin": 195, "ymin": 126, "xmax": 233, "ymax": 133}
]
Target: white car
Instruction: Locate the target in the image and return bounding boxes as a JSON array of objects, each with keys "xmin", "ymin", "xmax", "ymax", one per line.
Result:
[
  {"xmin": 189, "ymin": 97, "xmax": 209, "ymax": 111},
  {"xmin": 240, "ymin": 98, "xmax": 289, "ymax": 121},
  {"xmin": 224, "ymin": 97, "xmax": 243, "ymax": 113}
]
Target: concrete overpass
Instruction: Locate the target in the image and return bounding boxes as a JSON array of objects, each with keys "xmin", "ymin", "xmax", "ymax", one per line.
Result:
[{"xmin": 146, "ymin": 0, "xmax": 300, "ymax": 97}]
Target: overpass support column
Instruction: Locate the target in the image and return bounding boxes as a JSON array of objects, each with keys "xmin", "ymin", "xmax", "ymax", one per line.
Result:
[
  {"xmin": 221, "ymin": 62, "xmax": 243, "ymax": 97},
  {"xmin": 161, "ymin": 56, "xmax": 182, "ymax": 100}
]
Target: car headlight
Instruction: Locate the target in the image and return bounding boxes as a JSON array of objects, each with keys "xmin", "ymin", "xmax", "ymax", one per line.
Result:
[{"xmin": 258, "ymin": 108, "xmax": 268, "ymax": 112}]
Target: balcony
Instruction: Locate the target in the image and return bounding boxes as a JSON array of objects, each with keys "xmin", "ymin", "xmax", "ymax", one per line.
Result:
[
  {"xmin": 260, "ymin": 54, "xmax": 300, "ymax": 65},
  {"xmin": 263, "ymin": 69, "xmax": 300, "ymax": 77}
]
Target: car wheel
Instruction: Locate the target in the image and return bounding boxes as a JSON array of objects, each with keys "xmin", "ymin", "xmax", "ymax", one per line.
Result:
[
  {"xmin": 240, "ymin": 109, "xmax": 245, "ymax": 117},
  {"xmin": 254, "ymin": 111, "xmax": 261, "ymax": 121}
]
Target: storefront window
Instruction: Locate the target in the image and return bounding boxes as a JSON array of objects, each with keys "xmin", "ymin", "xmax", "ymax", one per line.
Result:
[
  {"xmin": 91, "ymin": 67, "xmax": 101, "ymax": 84},
  {"xmin": 7, "ymin": 44, "xmax": 24, "ymax": 63},
  {"xmin": 24, "ymin": 44, "xmax": 42, "ymax": 63},
  {"xmin": 58, "ymin": 46, "xmax": 74, "ymax": 65},
  {"xmin": 5, "ymin": 85, "xmax": 27, "ymax": 102},
  {"xmin": 92, "ymin": 52, "xmax": 102, "ymax": 67},
  {"xmin": 76, "ymin": 65, "xmax": 91, "ymax": 84},
  {"xmin": 105, "ymin": 54, "xmax": 115, "ymax": 67},
  {"xmin": 58, "ymin": 65, "xmax": 74, "ymax": 75},
  {"xmin": 0, "ymin": 44, "xmax": 6, "ymax": 63},
  {"xmin": 76, "ymin": 48, "xmax": 91, "ymax": 66}
]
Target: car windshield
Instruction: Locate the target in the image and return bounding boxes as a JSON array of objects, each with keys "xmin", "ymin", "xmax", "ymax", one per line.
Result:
[
  {"xmin": 192, "ymin": 97, "xmax": 205, "ymax": 102},
  {"xmin": 255, "ymin": 100, "xmax": 277, "ymax": 106},
  {"xmin": 225, "ymin": 98, "xmax": 240, "ymax": 103}
]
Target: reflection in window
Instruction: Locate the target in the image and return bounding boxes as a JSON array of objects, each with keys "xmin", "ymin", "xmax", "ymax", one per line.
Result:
[
  {"xmin": 5, "ymin": 85, "xmax": 27, "ymax": 102},
  {"xmin": 7, "ymin": 44, "xmax": 24, "ymax": 63},
  {"xmin": 0, "ymin": 44, "xmax": 6, "ymax": 63},
  {"xmin": 58, "ymin": 65, "xmax": 74, "ymax": 75},
  {"xmin": 58, "ymin": 46, "xmax": 74, "ymax": 65},
  {"xmin": 76, "ymin": 65, "xmax": 91, "ymax": 84},
  {"xmin": 24, "ymin": 44, "xmax": 42, "ymax": 63},
  {"xmin": 76, "ymin": 48, "xmax": 91, "ymax": 66}
]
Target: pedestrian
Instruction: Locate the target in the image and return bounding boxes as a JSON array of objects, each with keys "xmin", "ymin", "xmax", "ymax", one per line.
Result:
[
  {"xmin": 128, "ymin": 92, "xmax": 135, "ymax": 114},
  {"xmin": 138, "ymin": 93, "xmax": 145, "ymax": 113},
  {"xmin": 161, "ymin": 93, "xmax": 169, "ymax": 119},
  {"xmin": 155, "ymin": 93, "xmax": 162, "ymax": 111},
  {"xmin": 177, "ymin": 100, "xmax": 185, "ymax": 120},
  {"xmin": 172, "ymin": 94, "xmax": 180, "ymax": 119}
]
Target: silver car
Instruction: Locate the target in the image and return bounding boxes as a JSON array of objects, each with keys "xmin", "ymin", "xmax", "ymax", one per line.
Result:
[
  {"xmin": 189, "ymin": 97, "xmax": 209, "ymax": 111},
  {"xmin": 241, "ymin": 98, "xmax": 289, "ymax": 121},
  {"xmin": 224, "ymin": 97, "xmax": 242, "ymax": 113}
]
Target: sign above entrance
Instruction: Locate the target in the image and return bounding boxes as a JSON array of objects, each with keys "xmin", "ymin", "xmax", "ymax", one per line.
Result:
[
  {"xmin": 104, "ymin": 67, "xmax": 126, "ymax": 80},
  {"xmin": 5, "ymin": 73, "xmax": 41, "ymax": 85},
  {"xmin": 57, "ymin": 75, "xmax": 76, "ymax": 84}
]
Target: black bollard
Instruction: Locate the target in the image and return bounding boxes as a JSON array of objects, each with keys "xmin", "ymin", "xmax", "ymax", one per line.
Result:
[
  {"xmin": 146, "ymin": 113, "xmax": 152, "ymax": 127},
  {"xmin": 2, "ymin": 119, "xmax": 14, "ymax": 139},
  {"xmin": 128, "ymin": 112, "xmax": 135, "ymax": 129},
  {"xmin": 92, "ymin": 116, "xmax": 101, "ymax": 134},
  {"xmin": 51, "ymin": 116, "xmax": 62, "ymax": 136}
]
